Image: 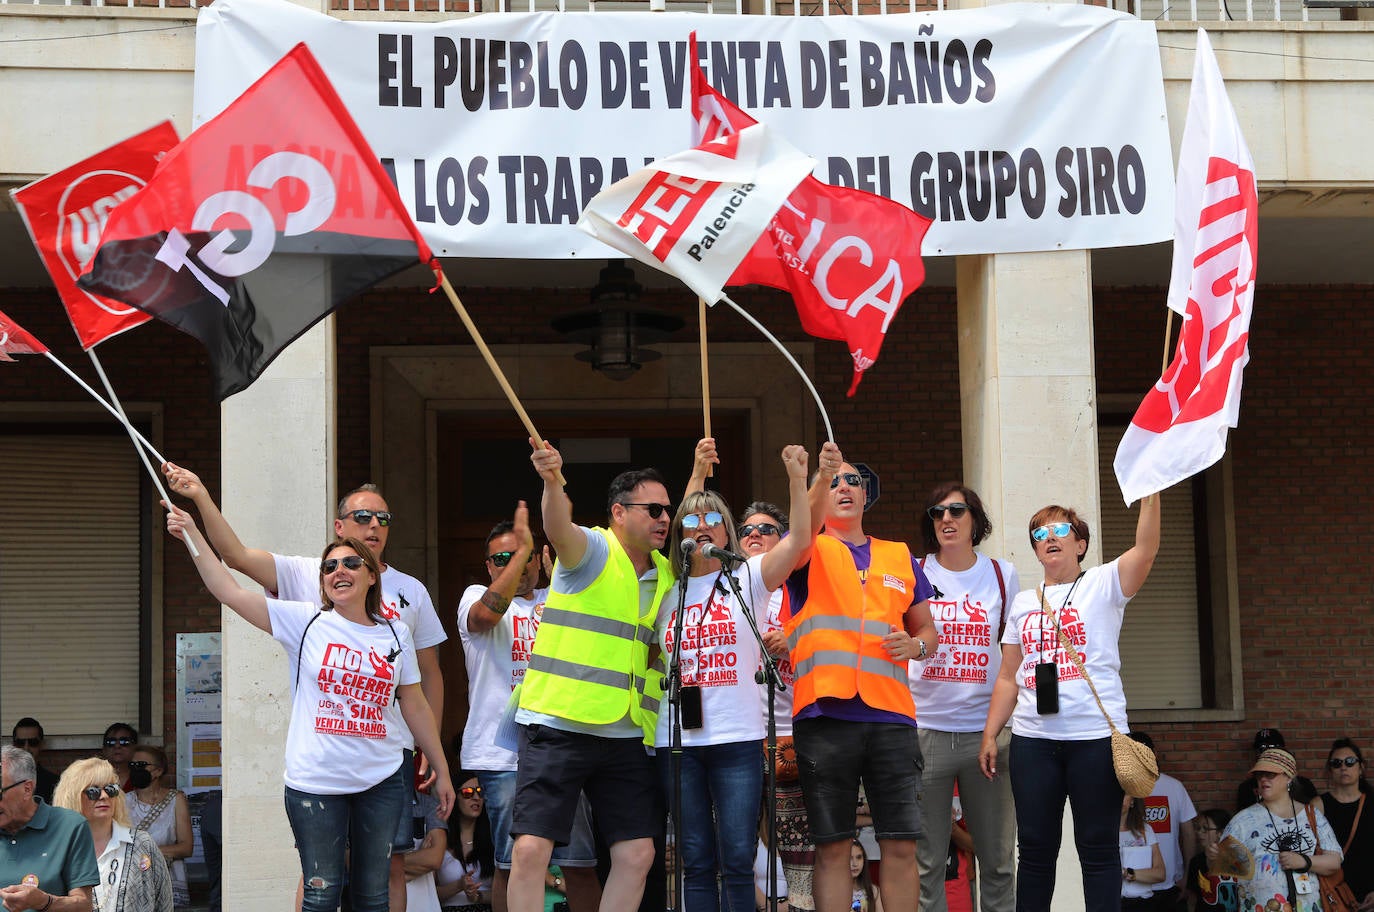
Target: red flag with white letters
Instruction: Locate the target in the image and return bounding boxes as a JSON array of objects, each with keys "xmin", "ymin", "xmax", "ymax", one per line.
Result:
[
  {"xmin": 0, "ymin": 307, "xmax": 49, "ymax": 362},
  {"xmin": 690, "ymin": 34, "xmax": 932, "ymax": 395},
  {"xmin": 78, "ymin": 44, "xmax": 437, "ymax": 400},
  {"xmin": 10, "ymin": 122, "xmax": 178, "ymax": 349},
  {"xmin": 1113, "ymin": 29, "xmax": 1256, "ymax": 505}
]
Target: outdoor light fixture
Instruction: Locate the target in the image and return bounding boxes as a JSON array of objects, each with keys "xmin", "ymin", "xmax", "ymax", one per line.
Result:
[{"xmin": 551, "ymin": 261, "xmax": 683, "ymax": 380}]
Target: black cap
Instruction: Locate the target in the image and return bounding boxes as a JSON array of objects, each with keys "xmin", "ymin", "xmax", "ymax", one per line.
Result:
[{"xmin": 1254, "ymin": 728, "xmax": 1286, "ymax": 750}]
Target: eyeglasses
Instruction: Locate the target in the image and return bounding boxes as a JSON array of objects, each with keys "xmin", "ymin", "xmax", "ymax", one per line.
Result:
[
  {"xmin": 829, "ymin": 473, "xmax": 863, "ymax": 490},
  {"xmin": 621, "ymin": 502, "xmax": 671, "ymax": 519},
  {"xmin": 103, "ymin": 737, "xmax": 134, "ymax": 748},
  {"xmin": 83, "ymin": 784, "xmax": 121, "ymax": 801},
  {"xmin": 1330, "ymin": 756, "xmax": 1362, "ymax": 769},
  {"xmin": 321, "ymin": 555, "xmax": 366, "ymax": 574},
  {"xmin": 0, "ymin": 780, "xmax": 30, "ymax": 796},
  {"xmin": 681, "ymin": 512, "xmax": 724, "ymax": 531},
  {"xmin": 927, "ymin": 503, "xmax": 970, "ymax": 521},
  {"xmin": 1031, "ymin": 522, "xmax": 1073, "ymax": 542},
  {"xmin": 486, "ymin": 551, "xmax": 534, "ymax": 569},
  {"xmin": 738, "ymin": 523, "xmax": 781, "ymax": 538},
  {"xmin": 343, "ymin": 509, "xmax": 392, "ymax": 527},
  {"xmin": 11, "ymin": 738, "xmax": 39, "ymax": 748},
  {"xmin": 128, "ymin": 760, "xmax": 153, "ymax": 770},
  {"xmin": 460, "ymin": 786, "xmax": 483, "ymax": 799}
]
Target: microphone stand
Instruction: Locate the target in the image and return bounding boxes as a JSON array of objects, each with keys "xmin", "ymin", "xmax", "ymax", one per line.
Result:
[
  {"xmin": 666, "ymin": 545, "xmax": 694, "ymax": 912},
  {"xmin": 718, "ymin": 558, "xmax": 786, "ymax": 912}
]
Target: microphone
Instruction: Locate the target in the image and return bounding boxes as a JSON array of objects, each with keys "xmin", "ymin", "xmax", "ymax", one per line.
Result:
[
  {"xmin": 701, "ymin": 543, "xmax": 748, "ymax": 564},
  {"xmin": 680, "ymin": 538, "xmax": 697, "ymax": 570}
]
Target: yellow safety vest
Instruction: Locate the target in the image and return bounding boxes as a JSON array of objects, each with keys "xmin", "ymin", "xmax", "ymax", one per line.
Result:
[{"xmin": 519, "ymin": 527, "xmax": 675, "ymax": 745}]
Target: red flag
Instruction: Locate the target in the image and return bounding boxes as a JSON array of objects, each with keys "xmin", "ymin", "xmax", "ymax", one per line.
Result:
[
  {"xmin": 1113, "ymin": 30, "xmax": 1256, "ymax": 504},
  {"xmin": 690, "ymin": 34, "xmax": 932, "ymax": 395},
  {"xmin": 10, "ymin": 122, "xmax": 178, "ymax": 349},
  {"xmin": 78, "ymin": 44, "xmax": 438, "ymax": 400},
  {"xmin": 0, "ymin": 307, "xmax": 49, "ymax": 362}
]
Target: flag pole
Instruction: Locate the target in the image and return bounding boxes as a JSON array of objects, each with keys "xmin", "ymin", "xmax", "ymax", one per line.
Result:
[
  {"xmin": 719, "ymin": 293, "xmax": 835, "ymax": 444},
  {"xmin": 438, "ymin": 272, "xmax": 566, "ymax": 486},
  {"xmin": 698, "ymin": 297, "xmax": 714, "ymax": 478},
  {"xmin": 43, "ymin": 352, "xmax": 166, "ymax": 464},
  {"xmin": 1162, "ymin": 309, "xmax": 1175, "ymax": 375},
  {"xmin": 85, "ymin": 349, "xmax": 199, "ymax": 557}
]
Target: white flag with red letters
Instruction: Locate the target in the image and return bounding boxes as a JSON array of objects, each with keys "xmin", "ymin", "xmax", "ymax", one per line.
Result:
[
  {"xmin": 577, "ymin": 123, "xmax": 814, "ymax": 306},
  {"xmin": 1114, "ymin": 29, "xmax": 1257, "ymax": 505}
]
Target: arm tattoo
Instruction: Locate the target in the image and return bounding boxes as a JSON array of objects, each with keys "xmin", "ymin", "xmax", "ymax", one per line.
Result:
[{"xmin": 480, "ymin": 588, "xmax": 511, "ymax": 616}]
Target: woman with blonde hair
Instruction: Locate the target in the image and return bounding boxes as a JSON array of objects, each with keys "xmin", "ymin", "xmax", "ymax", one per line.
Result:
[{"xmin": 54, "ymin": 757, "xmax": 173, "ymax": 912}]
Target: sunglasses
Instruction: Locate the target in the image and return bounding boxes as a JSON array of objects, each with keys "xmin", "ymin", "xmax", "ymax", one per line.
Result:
[
  {"xmin": 1254, "ymin": 770, "xmax": 1283, "ymax": 781},
  {"xmin": 103, "ymin": 737, "xmax": 135, "ymax": 747},
  {"xmin": 11, "ymin": 738, "xmax": 39, "ymax": 748},
  {"xmin": 460, "ymin": 786, "xmax": 483, "ymax": 799},
  {"xmin": 622, "ymin": 502, "xmax": 671, "ymax": 519},
  {"xmin": 1330, "ymin": 756, "xmax": 1362, "ymax": 769},
  {"xmin": 321, "ymin": 555, "xmax": 367, "ymax": 574},
  {"xmin": 1031, "ymin": 522, "xmax": 1074, "ymax": 542},
  {"xmin": 927, "ymin": 503, "xmax": 970, "ymax": 521},
  {"xmin": 486, "ymin": 551, "xmax": 534, "ymax": 569},
  {"xmin": 829, "ymin": 473, "xmax": 863, "ymax": 490},
  {"xmin": 681, "ymin": 512, "xmax": 724, "ymax": 531},
  {"xmin": 128, "ymin": 760, "xmax": 154, "ymax": 770},
  {"xmin": 343, "ymin": 509, "xmax": 392, "ymax": 527},
  {"xmin": 738, "ymin": 523, "xmax": 781, "ymax": 538},
  {"xmin": 83, "ymin": 784, "xmax": 121, "ymax": 801}
]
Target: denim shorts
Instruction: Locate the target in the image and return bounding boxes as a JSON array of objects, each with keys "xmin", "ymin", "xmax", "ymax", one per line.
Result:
[
  {"xmin": 479, "ymin": 768, "xmax": 598, "ymax": 869},
  {"xmin": 793, "ymin": 717, "xmax": 922, "ymax": 843}
]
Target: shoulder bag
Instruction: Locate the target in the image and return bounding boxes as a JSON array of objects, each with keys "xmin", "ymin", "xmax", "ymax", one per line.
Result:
[{"xmin": 1306, "ymin": 802, "xmax": 1359, "ymax": 912}]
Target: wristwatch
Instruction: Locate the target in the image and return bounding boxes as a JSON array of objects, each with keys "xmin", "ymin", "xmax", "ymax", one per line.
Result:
[
  {"xmin": 917, "ymin": 638, "xmax": 928, "ymax": 659},
  {"xmin": 1125, "ymin": 868, "xmax": 1135, "ymax": 881}
]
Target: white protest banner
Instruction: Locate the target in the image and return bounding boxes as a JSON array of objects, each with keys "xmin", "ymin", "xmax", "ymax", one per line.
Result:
[{"xmin": 195, "ymin": 0, "xmax": 1174, "ymax": 259}]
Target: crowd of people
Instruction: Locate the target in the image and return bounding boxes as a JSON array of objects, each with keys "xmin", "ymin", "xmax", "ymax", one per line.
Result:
[{"xmin": 1, "ymin": 438, "xmax": 1369, "ymax": 912}]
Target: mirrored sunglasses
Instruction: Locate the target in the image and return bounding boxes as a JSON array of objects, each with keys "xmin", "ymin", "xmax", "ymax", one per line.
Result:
[
  {"xmin": 738, "ymin": 523, "xmax": 781, "ymax": 538},
  {"xmin": 83, "ymin": 784, "xmax": 121, "ymax": 801},
  {"xmin": 344, "ymin": 509, "xmax": 392, "ymax": 527},
  {"xmin": 682, "ymin": 512, "xmax": 724, "ymax": 531},
  {"xmin": 460, "ymin": 786, "xmax": 483, "ymax": 799},
  {"xmin": 487, "ymin": 551, "xmax": 535, "ymax": 569},
  {"xmin": 829, "ymin": 473, "xmax": 863, "ymax": 490},
  {"xmin": 103, "ymin": 737, "xmax": 134, "ymax": 747},
  {"xmin": 1031, "ymin": 522, "xmax": 1073, "ymax": 542},
  {"xmin": 321, "ymin": 555, "xmax": 366, "ymax": 574},
  {"xmin": 1329, "ymin": 756, "xmax": 1361, "ymax": 769},
  {"xmin": 927, "ymin": 503, "xmax": 970, "ymax": 521}
]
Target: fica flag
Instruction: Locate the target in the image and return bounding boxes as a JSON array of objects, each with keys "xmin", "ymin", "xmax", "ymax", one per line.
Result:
[
  {"xmin": 79, "ymin": 43, "xmax": 438, "ymax": 400},
  {"xmin": 690, "ymin": 33, "xmax": 932, "ymax": 396},
  {"xmin": 0, "ymin": 307, "xmax": 48, "ymax": 362},
  {"xmin": 1113, "ymin": 29, "xmax": 1257, "ymax": 505},
  {"xmin": 577, "ymin": 123, "xmax": 814, "ymax": 307},
  {"xmin": 10, "ymin": 122, "xmax": 179, "ymax": 349}
]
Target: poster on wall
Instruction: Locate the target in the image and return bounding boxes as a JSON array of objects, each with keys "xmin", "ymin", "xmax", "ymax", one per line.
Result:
[
  {"xmin": 177, "ymin": 634, "xmax": 221, "ymax": 882},
  {"xmin": 194, "ymin": 0, "xmax": 1174, "ymax": 259}
]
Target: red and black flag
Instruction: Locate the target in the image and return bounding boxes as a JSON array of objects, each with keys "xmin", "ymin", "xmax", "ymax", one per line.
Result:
[
  {"xmin": 0, "ymin": 307, "xmax": 48, "ymax": 362},
  {"xmin": 79, "ymin": 43, "xmax": 438, "ymax": 400}
]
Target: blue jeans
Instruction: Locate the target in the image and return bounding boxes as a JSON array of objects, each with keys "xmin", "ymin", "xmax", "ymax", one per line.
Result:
[
  {"xmin": 1008, "ymin": 735, "xmax": 1122, "ymax": 912},
  {"xmin": 284, "ymin": 761, "xmax": 405, "ymax": 912},
  {"xmin": 479, "ymin": 768, "xmax": 598, "ymax": 869},
  {"xmin": 658, "ymin": 739, "xmax": 763, "ymax": 912}
]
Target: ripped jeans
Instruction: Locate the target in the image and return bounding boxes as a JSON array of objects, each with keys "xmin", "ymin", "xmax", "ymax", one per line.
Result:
[{"xmin": 284, "ymin": 761, "xmax": 406, "ymax": 912}]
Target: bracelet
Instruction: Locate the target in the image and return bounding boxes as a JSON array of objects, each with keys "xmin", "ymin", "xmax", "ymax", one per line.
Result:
[
  {"xmin": 1299, "ymin": 854, "xmax": 1312, "ymax": 873},
  {"xmin": 38, "ymin": 893, "xmax": 53, "ymax": 912}
]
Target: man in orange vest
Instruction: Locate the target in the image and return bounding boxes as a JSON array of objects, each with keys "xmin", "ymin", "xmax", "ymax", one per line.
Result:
[{"xmin": 784, "ymin": 442, "xmax": 938, "ymax": 912}]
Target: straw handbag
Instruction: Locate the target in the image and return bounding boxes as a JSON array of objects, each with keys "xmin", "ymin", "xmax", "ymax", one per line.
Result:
[{"xmin": 1039, "ymin": 588, "xmax": 1159, "ymax": 798}]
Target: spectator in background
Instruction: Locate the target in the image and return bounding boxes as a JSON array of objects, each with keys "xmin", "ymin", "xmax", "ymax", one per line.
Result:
[
  {"xmin": 0, "ymin": 744, "xmax": 100, "ymax": 912},
  {"xmin": 944, "ymin": 790, "xmax": 976, "ymax": 912},
  {"xmin": 405, "ymin": 789, "xmax": 450, "ymax": 912},
  {"xmin": 100, "ymin": 723, "xmax": 138, "ymax": 792},
  {"xmin": 436, "ymin": 773, "xmax": 495, "ymax": 912},
  {"xmin": 10, "ymin": 718, "xmax": 58, "ymax": 804},
  {"xmin": 1119, "ymin": 794, "xmax": 1166, "ymax": 910},
  {"xmin": 1130, "ymin": 731, "xmax": 1197, "ymax": 910},
  {"xmin": 126, "ymin": 745, "xmax": 192, "ymax": 909},
  {"xmin": 1316, "ymin": 738, "xmax": 1374, "ymax": 911},
  {"xmin": 1185, "ymin": 809, "xmax": 1236, "ymax": 912},
  {"xmin": 1235, "ymin": 728, "xmax": 1317, "ymax": 810},
  {"xmin": 847, "ymin": 841, "xmax": 881, "ymax": 912}
]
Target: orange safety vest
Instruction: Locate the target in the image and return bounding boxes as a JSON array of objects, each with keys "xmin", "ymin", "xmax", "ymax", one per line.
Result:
[{"xmin": 786, "ymin": 534, "xmax": 917, "ymax": 718}]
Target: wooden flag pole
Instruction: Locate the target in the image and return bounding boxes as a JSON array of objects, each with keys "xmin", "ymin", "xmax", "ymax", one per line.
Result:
[
  {"xmin": 86, "ymin": 349, "xmax": 199, "ymax": 557},
  {"xmin": 439, "ymin": 272, "xmax": 565, "ymax": 486},
  {"xmin": 1162, "ymin": 309, "xmax": 1175, "ymax": 376},
  {"xmin": 698, "ymin": 297, "xmax": 713, "ymax": 478}
]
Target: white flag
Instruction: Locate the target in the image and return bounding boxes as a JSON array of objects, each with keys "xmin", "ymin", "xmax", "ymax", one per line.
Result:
[
  {"xmin": 577, "ymin": 123, "xmax": 814, "ymax": 305},
  {"xmin": 1114, "ymin": 29, "xmax": 1257, "ymax": 505}
]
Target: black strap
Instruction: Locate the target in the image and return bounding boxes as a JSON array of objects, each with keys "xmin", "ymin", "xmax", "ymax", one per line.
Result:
[
  {"xmin": 991, "ymin": 558, "xmax": 1007, "ymax": 644},
  {"xmin": 293, "ymin": 611, "xmax": 325, "ymax": 694}
]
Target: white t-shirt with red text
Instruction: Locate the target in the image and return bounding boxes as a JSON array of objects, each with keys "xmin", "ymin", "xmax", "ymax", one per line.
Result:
[
  {"xmin": 654, "ymin": 555, "xmax": 770, "ymax": 747},
  {"xmin": 456, "ymin": 585, "xmax": 549, "ymax": 772},
  {"xmin": 910, "ymin": 553, "xmax": 1019, "ymax": 732},
  {"xmin": 1002, "ymin": 560, "xmax": 1130, "ymax": 740},
  {"xmin": 270, "ymin": 598, "xmax": 421, "ymax": 794}
]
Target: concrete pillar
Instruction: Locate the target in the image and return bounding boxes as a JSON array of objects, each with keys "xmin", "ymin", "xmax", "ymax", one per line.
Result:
[{"xmin": 220, "ymin": 318, "xmax": 337, "ymax": 910}]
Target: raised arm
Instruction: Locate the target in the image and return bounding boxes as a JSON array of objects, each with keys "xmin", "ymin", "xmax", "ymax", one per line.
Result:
[
  {"xmin": 760, "ymin": 445, "xmax": 811, "ymax": 591},
  {"xmin": 530, "ymin": 438, "xmax": 587, "ymax": 569},
  {"xmin": 164, "ymin": 502, "xmax": 272, "ymax": 633},
  {"xmin": 683, "ymin": 437, "xmax": 719, "ymax": 498},
  {"xmin": 793, "ymin": 441, "xmax": 843, "ymax": 572},
  {"xmin": 1117, "ymin": 492, "xmax": 1161, "ymax": 598},
  {"xmin": 163, "ymin": 462, "xmax": 279, "ymax": 592},
  {"xmin": 466, "ymin": 500, "xmax": 537, "ymax": 634}
]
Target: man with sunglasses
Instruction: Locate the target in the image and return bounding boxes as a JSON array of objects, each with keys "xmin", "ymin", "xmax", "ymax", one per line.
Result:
[
  {"xmin": 457, "ymin": 502, "xmax": 601, "ymax": 912},
  {"xmin": 0, "ymin": 745, "xmax": 99, "ymax": 912},
  {"xmin": 163, "ymin": 464, "xmax": 447, "ymax": 912},
  {"xmin": 9, "ymin": 719, "xmax": 57, "ymax": 805},
  {"xmin": 506, "ymin": 441, "xmax": 675, "ymax": 912},
  {"xmin": 783, "ymin": 442, "xmax": 937, "ymax": 912}
]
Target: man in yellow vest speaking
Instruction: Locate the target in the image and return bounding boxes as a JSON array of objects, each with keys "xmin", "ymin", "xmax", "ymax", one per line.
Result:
[
  {"xmin": 785, "ymin": 442, "xmax": 939, "ymax": 912},
  {"xmin": 507, "ymin": 438, "xmax": 676, "ymax": 912}
]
